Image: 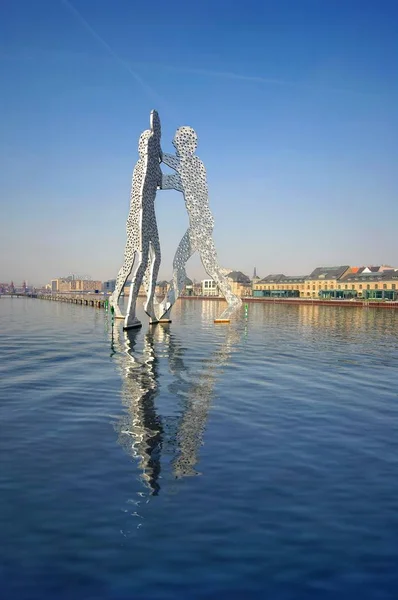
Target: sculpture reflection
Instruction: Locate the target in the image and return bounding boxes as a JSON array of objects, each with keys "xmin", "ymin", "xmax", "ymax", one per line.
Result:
[
  {"xmin": 113, "ymin": 326, "xmax": 162, "ymax": 494},
  {"xmin": 112, "ymin": 322, "xmax": 241, "ymax": 493}
]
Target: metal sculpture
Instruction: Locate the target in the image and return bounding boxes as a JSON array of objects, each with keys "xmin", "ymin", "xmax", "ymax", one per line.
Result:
[
  {"xmin": 111, "ymin": 111, "xmax": 241, "ymax": 328},
  {"xmin": 110, "ymin": 110, "xmax": 162, "ymax": 329},
  {"xmin": 158, "ymin": 126, "xmax": 241, "ymax": 322}
]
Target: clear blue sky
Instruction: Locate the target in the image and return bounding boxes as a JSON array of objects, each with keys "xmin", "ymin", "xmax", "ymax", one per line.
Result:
[{"xmin": 1, "ymin": 0, "xmax": 397, "ymax": 285}]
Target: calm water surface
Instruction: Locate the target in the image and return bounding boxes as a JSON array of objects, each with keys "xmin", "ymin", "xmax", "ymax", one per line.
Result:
[{"xmin": 1, "ymin": 297, "xmax": 398, "ymax": 599}]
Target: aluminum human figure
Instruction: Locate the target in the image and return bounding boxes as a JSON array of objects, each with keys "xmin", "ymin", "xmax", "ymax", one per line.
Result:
[
  {"xmin": 159, "ymin": 126, "xmax": 241, "ymax": 321},
  {"xmin": 110, "ymin": 110, "xmax": 162, "ymax": 329}
]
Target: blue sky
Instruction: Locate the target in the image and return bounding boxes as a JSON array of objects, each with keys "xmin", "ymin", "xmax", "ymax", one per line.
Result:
[{"xmin": 1, "ymin": 0, "xmax": 397, "ymax": 285}]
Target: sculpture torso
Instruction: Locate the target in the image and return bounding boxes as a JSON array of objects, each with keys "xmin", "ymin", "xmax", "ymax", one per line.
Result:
[
  {"xmin": 126, "ymin": 135, "xmax": 161, "ymax": 250},
  {"xmin": 177, "ymin": 155, "xmax": 214, "ymax": 233}
]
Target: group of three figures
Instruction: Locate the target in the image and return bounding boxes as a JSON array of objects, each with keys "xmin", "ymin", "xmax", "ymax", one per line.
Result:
[{"xmin": 110, "ymin": 110, "xmax": 241, "ymax": 329}]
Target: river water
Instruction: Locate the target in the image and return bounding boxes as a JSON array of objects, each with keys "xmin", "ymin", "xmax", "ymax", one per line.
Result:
[{"xmin": 1, "ymin": 297, "xmax": 398, "ymax": 599}]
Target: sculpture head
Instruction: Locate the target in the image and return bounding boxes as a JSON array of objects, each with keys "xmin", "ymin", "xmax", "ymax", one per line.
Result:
[
  {"xmin": 173, "ymin": 126, "xmax": 198, "ymax": 157},
  {"xmin": 138, "ymin": 129, "xmax": 152, "ymax": 157},
  {"xmin": 150, "ymin": 109, "xmax": 161, "ymax": 145}
]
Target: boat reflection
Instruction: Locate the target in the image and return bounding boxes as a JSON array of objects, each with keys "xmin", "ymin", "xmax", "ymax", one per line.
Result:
[{"xmin": 111, "ymin": 322, "xmax": 241, "ymax": 494}]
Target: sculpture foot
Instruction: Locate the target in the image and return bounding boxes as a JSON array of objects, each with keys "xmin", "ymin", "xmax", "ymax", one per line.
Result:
[
  {"xmin": 144, "ymin": 300, "xmax": 158, "ymax": 323},
  {"xmin": 110, "ymin": 295, "xmax": 124, "ymax": 319},
  {"xmin": 216, "ymin": 297, "xmax": 242, "ymax": 322},
  {"xmin": 149, "ymin": 318, "xmax": 172, "ymax": 324},
  {"xmin": 123, "ymin": 317, "xmax": 142, "ymax": 330},
  {"xmin": 154, "ymin": 301, "xmax": 172, "ymax": 322}
]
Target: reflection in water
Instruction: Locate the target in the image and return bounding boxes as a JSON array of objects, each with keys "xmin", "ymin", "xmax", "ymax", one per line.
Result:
[
  {"xmin": 170, "ymin": 326, "xmax": 241, "ymax": 478},
  {"xmin": 113, "ymin": 327, "xmax": 163, "ymax": 495},
  {"xmin": 111, "ymin": 322, "xmax": 241, "ymax": 493}
]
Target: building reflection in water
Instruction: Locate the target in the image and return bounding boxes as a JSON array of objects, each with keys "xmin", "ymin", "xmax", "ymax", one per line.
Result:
[{"xmin": 111, "ymin": 322, "xmax": 241, "ymax": 494}]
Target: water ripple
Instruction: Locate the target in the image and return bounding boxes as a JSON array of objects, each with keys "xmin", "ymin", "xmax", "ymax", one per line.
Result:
[{"xmin": 1, "ymin": 297, "xmax": 398, "ymax": 599}]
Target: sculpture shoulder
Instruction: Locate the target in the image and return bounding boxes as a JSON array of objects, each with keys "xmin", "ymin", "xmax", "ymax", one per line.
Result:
[
  {"xmin": 162, "ymin": 153, "xmax": 180, "ymax": 170},
  {"xmin": 180, "ymin": 156, "xmax": 207, "ymax": 182}
]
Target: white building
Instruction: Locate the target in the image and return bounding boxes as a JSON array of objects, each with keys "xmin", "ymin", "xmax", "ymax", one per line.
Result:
[{"xmin": 201, "ymin": 279, "xmax": 219, "ymax": 296}]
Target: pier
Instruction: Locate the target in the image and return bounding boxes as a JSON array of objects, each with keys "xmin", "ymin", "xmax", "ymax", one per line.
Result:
[{"xmin": 28, "ymin": 293, "xmax": 109, "ymax": 309}]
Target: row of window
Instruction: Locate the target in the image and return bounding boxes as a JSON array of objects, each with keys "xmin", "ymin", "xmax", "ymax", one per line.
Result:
[{"xmin": 255, "ymin": 283, "xmax": 396, "ymax": 291}]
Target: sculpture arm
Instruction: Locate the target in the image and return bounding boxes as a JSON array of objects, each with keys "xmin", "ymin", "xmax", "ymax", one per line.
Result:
[
  {"xmin": 160, "ymin": 173, "xmax": 183, "ymax": 193},
  {"xmin": 161, "ymin": 152, "xmax": 180, "ymax": 171}
]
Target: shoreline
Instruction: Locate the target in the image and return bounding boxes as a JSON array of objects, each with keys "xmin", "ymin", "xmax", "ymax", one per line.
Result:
[
  {"xmin": 179, "ymin": 296, "xmax": 398, "ymax": 310},
  {"xmin": 4, "ymin": 294, "xmax": 398, "ymax": 310}
]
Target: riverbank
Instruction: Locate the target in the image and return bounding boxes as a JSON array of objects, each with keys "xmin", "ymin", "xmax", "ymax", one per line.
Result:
[
  {"xmin": 5, "ymin": 293, "xmax": 398, "ymax": 310},
  {"xmin": 179, "ymin": 296, "xmax": 398, "ymax": 310}
]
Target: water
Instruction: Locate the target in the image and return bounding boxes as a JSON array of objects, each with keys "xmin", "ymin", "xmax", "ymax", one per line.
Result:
[{"xmin": 1, "ymin": 297, "xmax": 398, "ymax": 600}]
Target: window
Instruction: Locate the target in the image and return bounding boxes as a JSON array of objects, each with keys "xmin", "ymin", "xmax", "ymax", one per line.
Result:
[
  {"xmin": 338, "ymin": 285, "xmax": 341, "ymax": 290},
  {"xmin": 359, "ymin": 284, "xmax": 362, "ymax": 290},
  {"xmin": 345, "ymin": 285, "xmax": 348, "ymax": 289},
  {"xmin": 392, "ymin": 284, "xmax": 396, "ymax": 290},
  {"xmin": 367, "ymin": 284, "xmax": 370, "ymax": 290},
  {"xmin": 383, "ymin": 284, "xmax": 387, "ymax": 289},
  {"xmin": 375, "ymin": 284, "xmax": 378, "ymax": 290}
]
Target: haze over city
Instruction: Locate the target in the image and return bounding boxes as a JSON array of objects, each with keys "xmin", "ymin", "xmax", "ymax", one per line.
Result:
[{"xmin": 1, "ymin": 0, "xmax": 397, "ymax": 286}]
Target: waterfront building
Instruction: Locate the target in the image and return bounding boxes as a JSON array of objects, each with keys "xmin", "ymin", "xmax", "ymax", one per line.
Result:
[
  {"xmin": 202, "ymin": 279, "xmax": 219, "ymax": 296},
  {"xmin": 51, "ymin": 278, "xmax": 102, "ymax": 293},
  {"xmin": 70, "ymin": 279, "xmax": 102, "ymax": 292},
  {"xmin": 322, "ymin": 268, "xmax": 398, "ymax": 300},
  {"xmin": 51, "ymin": 278, "xmax": 70, "ymax": 293},
  {"xmin": 182, "ymin": 277, "xmax": 194, "ymax": 296},
  {"xmin": 102, "ymin": 279, "xmax": 117, "ymax": 293},
  {"xmin": 226, "ymin": 271, "xmax": 251, "ymax": 297},
  {"xmin": 253, "ymin": 274, "xmax": 307, "ymax": 298},
  {"xmin": 304, "ymin": 266, "xmax": 351, "ymax": 298}
]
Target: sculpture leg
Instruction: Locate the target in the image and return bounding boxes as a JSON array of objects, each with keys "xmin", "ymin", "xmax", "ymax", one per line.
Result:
[
  {"xmin": 110, "ymin": 250, "xmax": 137, "ymax": 319},
  {"xmin": 159, "ymin": 229, "xmax": 195, "ymax": 319},
  {"xmin": 144, "ymin": 239, "xmax": 161, "ymax": 322},
  {"xmin": 198, "ymin": 237, "xmax": 242, "ymax": 321},
  {"xmin": 124, "ymin": 244, "xmax": 149, "ymax": 329}
]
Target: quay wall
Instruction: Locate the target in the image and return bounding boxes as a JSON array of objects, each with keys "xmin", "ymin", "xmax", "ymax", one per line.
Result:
[{"xmin": 5, "ymin": 294, "xmax": 398, "ymax": 311}]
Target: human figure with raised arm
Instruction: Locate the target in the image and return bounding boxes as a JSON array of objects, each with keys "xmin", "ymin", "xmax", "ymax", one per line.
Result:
[
  {"xmin": 110, "ymin": 110, "xmax": 162, "ymax": 329},
  {"xmin": 158, "ymin": 126, "xmax": 241, "ymax": 322}
]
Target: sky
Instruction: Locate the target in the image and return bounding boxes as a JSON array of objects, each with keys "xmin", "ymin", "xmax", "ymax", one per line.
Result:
[{"xmin": 0, "ymin": 0, "xmax": 397, "ymax": 286}]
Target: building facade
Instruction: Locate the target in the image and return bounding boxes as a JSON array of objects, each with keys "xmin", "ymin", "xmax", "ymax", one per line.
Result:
[
  {"xmin": 253, "ymin": 274, "xmax": 307, "ymax": 298},
  {"xmin": 226, "ymin": 271, "xmax": 252, "ymax": 297},
  {"xmin": 323, "ymin": 269, "xmax": 398, "ymax": 300},
  {"xmin": 51, "ymin": 278, "xmax": 102, "ymax": 293},
  {"xmin": 202, "ymin": 279, "xmax": 219, "ymax": 296},
  {"xmin": 303, "ymin": 266, "xmax": 351, "ymax": 298}
]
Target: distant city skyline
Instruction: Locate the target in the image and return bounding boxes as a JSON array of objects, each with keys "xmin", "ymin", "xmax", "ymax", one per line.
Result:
[
  {"xmin": 1, "ymin": 0, "xmax": 397, "ymax": 285},
  {"xmin": 3, "ymin": 260, "xmax": 398, "ymax": 290}
]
